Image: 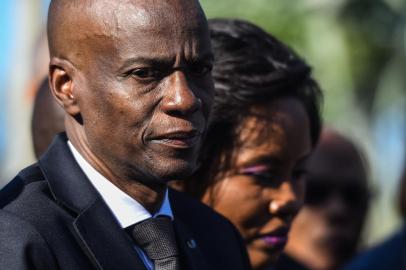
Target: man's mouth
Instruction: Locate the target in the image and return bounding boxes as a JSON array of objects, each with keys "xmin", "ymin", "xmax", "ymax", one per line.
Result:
[{"xmin": 149, "ymin": 130, "xmax": 201, "ymax": 149}]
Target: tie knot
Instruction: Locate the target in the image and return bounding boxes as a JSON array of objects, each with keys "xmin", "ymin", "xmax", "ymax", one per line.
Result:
[{"xmin": 131, "ymin": 216, "xmax": 180, "ymax": 260}]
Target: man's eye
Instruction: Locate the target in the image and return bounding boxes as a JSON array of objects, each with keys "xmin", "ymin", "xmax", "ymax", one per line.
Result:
[
  {"xmin": 292, "ymin": 169, "xmax": 307, "ymax": 182},
  {"xmin": 130, "ymin": 68, "xmax": 162, "ymax": 80},
  {"xmin": 189, "ymin": 64, "xmax": 212, "ymax": 76}
]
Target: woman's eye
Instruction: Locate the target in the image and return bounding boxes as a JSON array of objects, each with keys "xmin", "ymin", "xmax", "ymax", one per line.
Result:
[
  {"xmin": 239, "ymin": 166, "xmax": 276, "ymax": 183},
  {"xmin": 251, "ymin": 171, "xmax": 275, "ymax": 180},
  {"xmin": 252, "ymin": 172, "xmax": 275, "ymax": 183}
]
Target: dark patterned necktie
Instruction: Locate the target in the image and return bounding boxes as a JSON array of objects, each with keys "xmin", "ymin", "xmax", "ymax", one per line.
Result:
[{"xmin": 132, "ymin": 216, "xmax": 181, "ymax": 270}]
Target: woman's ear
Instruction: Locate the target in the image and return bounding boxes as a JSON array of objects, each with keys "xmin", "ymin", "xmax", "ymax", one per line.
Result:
[{"xmin": 49, "ymin": 57, "xmax": 80, "ymax": 116}]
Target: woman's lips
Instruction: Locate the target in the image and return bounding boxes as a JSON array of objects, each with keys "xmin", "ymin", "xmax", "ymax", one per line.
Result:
[
  {"xmin": 254, "ymin": 227, "xmax": 290, "ymax": 250},
  {"xmin": 262, "ymin": 235, "xmax": 288, "ymax": 247}
]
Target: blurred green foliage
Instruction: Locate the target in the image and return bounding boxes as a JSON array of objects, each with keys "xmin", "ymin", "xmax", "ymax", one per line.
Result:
[{"xmin": 201, "ymin": 0, "xmax": 406, "ymax": 124}]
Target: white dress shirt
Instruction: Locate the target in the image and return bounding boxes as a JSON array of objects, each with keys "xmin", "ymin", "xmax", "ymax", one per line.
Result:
[{"xmin": 68, "ymin": 141, "xmax": 173, "ymax": 270}]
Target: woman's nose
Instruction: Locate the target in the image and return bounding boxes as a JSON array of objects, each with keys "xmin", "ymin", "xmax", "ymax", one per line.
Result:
[{"xmin": 269, "ymin": 182, "xmax": 303, "ymax": 222}]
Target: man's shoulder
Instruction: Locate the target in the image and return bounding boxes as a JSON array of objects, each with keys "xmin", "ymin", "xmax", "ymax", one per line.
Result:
[
  {"xmin": 0, "ymin": 208, "xmax": 60, "ymax": 270},
  {"xmin": 0, "ymin": 163, "xmax": 48, "ymax": 208},
  {"xmin": 0, "ymin": 207, "xmax": 51, "ymax": 246},
  {"xmin": 169, "ymin": 188, "xmax": 233, "ymax": 228},
  {"xmin": 0, "ymin": 163, "xmax": 64, "ymax": 227},
  {"xmin": 0, "ymin": 164, "xmax": 62, "ymax": 269}
]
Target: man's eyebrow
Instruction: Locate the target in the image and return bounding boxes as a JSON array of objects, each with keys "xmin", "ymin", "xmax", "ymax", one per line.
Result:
[
  {"xmin": 118, "ymin": 56, "xmax": 175, "ymax": 71},
  {"xmin": 118, "ymin": 52, "xmax": 214, "ymax": 72}
]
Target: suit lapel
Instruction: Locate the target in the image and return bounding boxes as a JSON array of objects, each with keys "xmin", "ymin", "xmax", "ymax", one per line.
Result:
[
  {"xmin": 73, "ymin": 197, "xmax": 147, "ymax": 270},
  {"xmin": 39, "ymin": 134, "xmax": 147, "ymax": 270},
  {"xmin": 173, "ymin": 218, "xmax": 211, "ymax": 270}
]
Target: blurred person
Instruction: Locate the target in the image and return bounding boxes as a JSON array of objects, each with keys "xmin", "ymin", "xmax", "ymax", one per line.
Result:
[
  {"xmin": 276, "ymin": 129, "xmax": 370, "ymax": 270},
  {"xmin": 1, "ymin": 26, "xmax": 49, "ymax": 188},
  {"xmin": 343, "ymin": 159, "xmax": 406, "ymax": 270},
  {"xmin": 31, "ymin": 77, "xmax": 65, "ymax": 158},
  {"xmin": 0, "ymin": 1, "xmax": 252, "ymax": 270},
  {"xmin": 26, "ymin": 30, "xmax": 50, "ymax": 101},
  {"xmin": 180, "ymin": 19, "xmax": 323, "ymax": 270}
]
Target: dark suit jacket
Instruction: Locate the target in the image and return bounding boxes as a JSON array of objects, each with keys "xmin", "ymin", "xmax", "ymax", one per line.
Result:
[
  {"xmin": 275, "ymin": 253, "xmax": 309, "ymax": 270},
  {"xmin": 0, "ymin": 134, "xmax": 251, "ymax": 270},
  {"xmin": 343, "ymin": 225, "xmax": 406, "ymax": 270}
]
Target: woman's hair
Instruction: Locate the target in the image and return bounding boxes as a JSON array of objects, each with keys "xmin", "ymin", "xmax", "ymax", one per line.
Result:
[{"xmin": 183, "ymin": 19, "xmax": 323, "ymax": 200}]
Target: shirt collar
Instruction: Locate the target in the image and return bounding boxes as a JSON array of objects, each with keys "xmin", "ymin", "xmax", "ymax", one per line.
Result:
[{"xmin": 67, "ymin": 141, "xmax": 173, "ymax": 228}]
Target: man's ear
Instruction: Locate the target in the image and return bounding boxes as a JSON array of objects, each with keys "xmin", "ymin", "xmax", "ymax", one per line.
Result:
[{"xmin": 49, "ymin": 57, "xmax": 80, "ymax": 116}]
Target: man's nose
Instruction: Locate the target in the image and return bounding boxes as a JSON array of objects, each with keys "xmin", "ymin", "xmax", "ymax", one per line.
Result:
[
  {"xmin": 161, "ymin": 70, "xmax": 202, "ymax": 116},
  {"xmin": 269, "ymin": 182, "xmax": 303, "ymax": 222},
  {"xmin": 325, "ymin": 192, "xmax": 349, "ymax": 222}
]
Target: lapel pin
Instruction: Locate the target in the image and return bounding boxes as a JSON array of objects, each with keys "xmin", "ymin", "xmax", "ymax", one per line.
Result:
[{"xmin": 186, "ymin": 238, "xmax": 197, "ymax": 249}]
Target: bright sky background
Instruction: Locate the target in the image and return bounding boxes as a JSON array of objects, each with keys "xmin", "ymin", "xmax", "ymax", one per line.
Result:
[
  {"xmin": 0, "ymin": 2, "xmax": 15, "ymax": 159},
  {"xmin": 0, "ymin": 0, "xmax": 50, "ymax": 162}
]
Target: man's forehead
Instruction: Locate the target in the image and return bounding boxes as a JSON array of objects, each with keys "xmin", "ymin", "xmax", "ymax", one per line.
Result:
[
  {"xmin": 83, "ymin": 3, "xmax": 209, "ymax": 62},
  {"xmin": 48, "ymin": 0, "xmax": 207, "ymax": 60},
  {"xmin": 79, "ymin": 0, "xmax": 204, "ymax": 33},
  {"xmin": 308, "ymin": 146, "xmax": 366, "ymax": 182}
]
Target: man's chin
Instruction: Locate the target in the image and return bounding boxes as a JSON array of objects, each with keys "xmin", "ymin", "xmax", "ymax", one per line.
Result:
[
  {"xmin": 161, "ymin": 167, "xmax": 196, "ymax": 182},
  {"xmin": 152, "ymin": 160, "xmax": 198, "ymax": 183}
]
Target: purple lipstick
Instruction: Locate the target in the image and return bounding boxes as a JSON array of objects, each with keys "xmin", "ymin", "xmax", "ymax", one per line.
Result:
[{"xmin": 262, "ymin": 235, "xmax": 288, "ymax": 246}]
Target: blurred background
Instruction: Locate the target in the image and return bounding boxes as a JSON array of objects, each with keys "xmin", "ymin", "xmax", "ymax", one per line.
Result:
[{"xmin": 0, "ymin": 0, "xmax": 405, "ymax": 248}]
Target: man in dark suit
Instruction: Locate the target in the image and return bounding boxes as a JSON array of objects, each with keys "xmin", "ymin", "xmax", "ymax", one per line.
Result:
[{"xmin": 0, "ymin": 0, "xmax": 251, "ymax": 269}]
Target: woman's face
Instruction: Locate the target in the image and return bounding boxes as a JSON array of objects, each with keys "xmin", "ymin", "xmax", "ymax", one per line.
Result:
[{"xmin": 202, "ymin": 97, "xmax": 312, "ymax": 269}]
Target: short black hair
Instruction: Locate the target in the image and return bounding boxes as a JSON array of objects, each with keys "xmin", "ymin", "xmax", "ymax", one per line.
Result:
[{"xmin": 183, "ymin": 19, "xmax": 323, "ymax": 199}]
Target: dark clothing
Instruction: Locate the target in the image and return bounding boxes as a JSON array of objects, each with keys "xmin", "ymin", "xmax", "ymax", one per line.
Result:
[
  {"xmin": 275, "ymin": 253, "xmax": 309, "ymax": 270},
  {"xmin": 343, "ymin": 226, "xmax": 406, "ymax": 270},
  {"xmin": 0, "ymin": 134, "xmax": 251, "ymax": 270}
]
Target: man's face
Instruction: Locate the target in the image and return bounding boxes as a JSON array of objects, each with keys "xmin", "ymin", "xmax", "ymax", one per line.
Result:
[
  {"xmin": 72, "ymin": 2, "xmax": 214, "ymax": 184},
  {"xmin": 298, "ymin": 143, "xmax": 368, "ymax": 260},
  {"xmin": 285, "ymin": 134, "xmax": 368, "ymax": 269}
]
